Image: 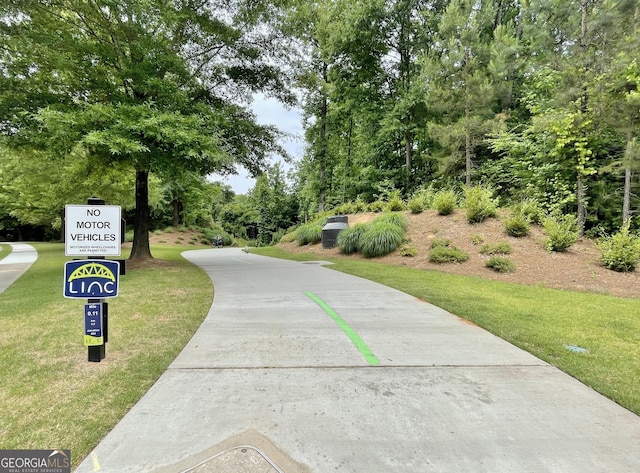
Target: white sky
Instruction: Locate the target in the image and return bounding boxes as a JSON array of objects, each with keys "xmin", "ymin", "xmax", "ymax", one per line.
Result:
[{"xmin": 211, "ymin": 94, "xmax": 305, "ymax": 194}]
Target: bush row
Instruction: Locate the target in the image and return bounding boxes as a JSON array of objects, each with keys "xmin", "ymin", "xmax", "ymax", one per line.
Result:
[{"xmin": 291, "ymin": 194, "xmax": 640, "ymax": 272}]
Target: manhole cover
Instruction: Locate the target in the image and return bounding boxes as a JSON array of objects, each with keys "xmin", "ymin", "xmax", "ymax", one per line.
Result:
[{"xmin": 184, "ymin": 446, "xmax": 284, "ymax": 473}]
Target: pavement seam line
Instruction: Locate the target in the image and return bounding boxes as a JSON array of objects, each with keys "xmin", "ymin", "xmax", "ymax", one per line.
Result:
[{"xmin": 305, "ymin": 291, "xmax": 381, "ymax": 366}]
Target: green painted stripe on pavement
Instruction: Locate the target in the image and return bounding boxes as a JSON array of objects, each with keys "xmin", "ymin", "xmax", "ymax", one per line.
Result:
[{"xmin": 305, "ymin": 291, "xmax": 380, "ymax": 366}]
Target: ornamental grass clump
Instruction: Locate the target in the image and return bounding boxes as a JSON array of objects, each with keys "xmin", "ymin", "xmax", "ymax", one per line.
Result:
[
  {"xmin": 374, "ymin": 212, "xmax": 409, "ymax": 231},
  {"xmin": 296, "ymin": 219, "xmax": 325, "ymax": 245},
  {"xmin": 597, "ymin": 226, "xmax": 640, "ymax": 272},
  {"xmin": 359, "ymin": 221, "xmax": 405, "ymax": 258},
  {"xmin": 337, "ymin": 223, "xmax": 370, "ymax": 255}
]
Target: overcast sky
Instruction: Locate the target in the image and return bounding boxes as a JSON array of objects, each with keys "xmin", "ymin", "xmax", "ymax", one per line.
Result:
[{"xmin": 210, "ymin": 94, "xmax": 305, "ymax": 194}]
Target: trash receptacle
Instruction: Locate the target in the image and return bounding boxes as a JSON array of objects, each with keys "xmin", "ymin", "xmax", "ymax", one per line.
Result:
[{"xmin": 322, "ymin": 215, "xmax": 349, "ymax": 249}]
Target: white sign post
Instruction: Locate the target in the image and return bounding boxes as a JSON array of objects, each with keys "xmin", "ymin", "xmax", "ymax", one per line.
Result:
[{"xmin": 65, "ymin": 204, "xmax": 122, "ymax": 257}]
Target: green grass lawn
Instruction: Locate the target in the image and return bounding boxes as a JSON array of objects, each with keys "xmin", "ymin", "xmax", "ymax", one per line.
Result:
[
  {"xmin": 0, "ymin": 243, "xmax": 12, "ymax": 262},
  {"xmin": 252, "ymin": 247, "xmax": 640, "ymax": 417},
  {"xmin": 0, "ymin": 243, "xmax": 212, "ymax": 467}
]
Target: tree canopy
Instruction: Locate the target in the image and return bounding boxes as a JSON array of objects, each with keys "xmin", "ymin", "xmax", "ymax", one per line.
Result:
[
  {"xmin": 0, "ymin": 0, "xmax": 292, "ymax": 258},
  {"xmin": 3, "ymin": 0, "xmax": 640, "ymax": 244}
]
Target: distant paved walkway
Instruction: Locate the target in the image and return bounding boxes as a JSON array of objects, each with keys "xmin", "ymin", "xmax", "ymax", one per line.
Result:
[
  {"xmin": 75, "ymin": 248, "xmax": 640, "ymax": 472},
  {"xmin": 0, "ymin": 243, "xmax": 37, "ymax": 295}
]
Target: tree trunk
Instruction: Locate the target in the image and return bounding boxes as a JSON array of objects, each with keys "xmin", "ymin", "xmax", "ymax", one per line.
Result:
[
  {"xmin": 172, "ymin": 199, "xmax": 181, "ymax": 228},
  {"xmin": 405, "ymin": 126, "xmax": 412, "ymax": 190},
  {"xmin": 577, "ymin": 176, "xmax": 586, "ymax": 236},
  {"xmin": 129, "ymin": 169, "xmax": 153, "ymax": 260},
  {"xmin": 623, "ymin": 166, "xmax": 631, "ymax": 226},
  {"xmin": 465, "ymin": 105, "xmax": 472, "ymax": 187},
  {"xmin": 317, "ymin": 62, "xmax": 329, "ymax": 214},
  {"xmin": 623, "ymin": 130, "xmax": 633, "ymax": 225}
]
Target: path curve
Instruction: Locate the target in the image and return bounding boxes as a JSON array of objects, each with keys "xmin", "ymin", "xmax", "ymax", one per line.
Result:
[
  {"xmin": 74, "ymin": 248, "xmax": 640, "ymax": 473},
  {"xmin": 0, "ymin": 243, "xmax": 38, "ymax": 295}
]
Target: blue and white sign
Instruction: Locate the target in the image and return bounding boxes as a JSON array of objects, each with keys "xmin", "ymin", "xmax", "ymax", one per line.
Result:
[
  {"xmin": 84, "ymin": 303, "xmax": 103, "ymax": 346},
  {"xmin": 63, "ymin": 260, "xmax": 120, "ymax": 299}
]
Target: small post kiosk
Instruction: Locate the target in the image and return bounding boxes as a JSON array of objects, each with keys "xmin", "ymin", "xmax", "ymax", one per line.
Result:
[{"xmin": 64, "ymin": 198, "xmax": 122, "ymax": 362}]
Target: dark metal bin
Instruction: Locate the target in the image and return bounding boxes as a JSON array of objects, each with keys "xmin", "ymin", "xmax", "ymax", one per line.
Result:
[{"xmin": 321, "ymin": 215, "xmax": 349, "ymax": 249}]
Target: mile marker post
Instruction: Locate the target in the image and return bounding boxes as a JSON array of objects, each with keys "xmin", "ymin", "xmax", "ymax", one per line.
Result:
[{"xmin": 87, "ymin": 197, "xmax": 107, "ymax": 362}]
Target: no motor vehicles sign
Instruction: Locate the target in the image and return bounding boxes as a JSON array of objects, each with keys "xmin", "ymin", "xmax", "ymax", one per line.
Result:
[{"xmin": 65, "ymin": 204, "xmax": 121, "ymax": 256}]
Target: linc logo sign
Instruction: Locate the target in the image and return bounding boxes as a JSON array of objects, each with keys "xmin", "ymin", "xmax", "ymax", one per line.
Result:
[{"xmin": 63, "ymin": 260, "xmax": 120, "ymax": 299}]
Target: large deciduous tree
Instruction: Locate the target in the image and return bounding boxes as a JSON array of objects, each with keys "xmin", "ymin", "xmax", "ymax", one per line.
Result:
[{"xmin": 0, "ymin": 0, "xmax": 292, "ymax": 259}]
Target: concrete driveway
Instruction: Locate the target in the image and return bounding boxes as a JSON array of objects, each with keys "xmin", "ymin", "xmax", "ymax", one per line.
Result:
[{"xmin": 74, "ymin": 248, "xmax": 640, "ymax": 472}]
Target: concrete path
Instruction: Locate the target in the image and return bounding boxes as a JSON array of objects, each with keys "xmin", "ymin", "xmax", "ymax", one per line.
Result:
[
  {"xmin": 0, "ymin": 243, "xmax": 37, "ymax": 295},
  {"xmin": 75, "ymin": 248, "xmax": 640, "ymax": 473}
]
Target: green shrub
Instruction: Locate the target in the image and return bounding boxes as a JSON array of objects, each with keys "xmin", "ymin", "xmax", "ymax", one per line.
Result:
[
  {"xmin": 374, "ymin": 212, "xmax": 409, "ymax": 230},
  {"xmin": 408, "ymin": 196, "xmax": 425, "ymax": 214},
  {"xmin": 279, "ymin": 230, "xmax": 298, "ymax": 243},
  {"xmin": 485, "ymin": 256, "xmax": 516, "ymax": 273},
  {"xmin": 431, "ymin": 238, "xmax": 452, "ymax": 248},
  {"xmin": 399, "ymin": 244, "xmax": 417, "ymax": 257},
  {"xmin": 296, "ymin": 219, "xmax": 325, "ymax": 245},
  {"xmin": 543, "ymin": 214, "xmax": 578, "ymax": 252},
  {"xmin": 368, "ymin": 200, "xmax": 386, "ymax": 212},
  {"xmin": 337, "ymin": 223, "xmax": 369, "ymax": 255},
  {"xmin": 359, "ymin": 222, "xmax": 405, "ymax": 258},
  {"xmin": 480, "ymin": 241, "xmax": 512, "ymax": 255},
  {"xmin": 597, "ymin": 226, "xmax": 640, "ymax": 272},
  {"xmin": 433, "ymin": 189, "xmax": 457, "ymax": 215},
  {"xmin": 504, "ymin": 213, "xmax": 531, "ymax": 237},
  {"xmin": 464, "ymin": 185, "xmax": 497, "ymax": 224},
  {"xmin": 385, "ymin": 191, "xmax": 407, "ymax": 212},
  {"xmin": 429, "ymin": 246, "xmax": 469, "ymax": 263},
  {"xmin": 353, "ymin": 198, "xmax": 369, "ymax": 213},
  {"xmin": 408, "ymin": 187, "xmax": 435, "ymax": 214},
  {"xmin": 333, "ymin": 202, "xmax": 358, "ymax": 215},
  {"xmin": 513, "ymin": 198, "xmax": 544, "ymax": 225},
  {"xmin": 470, "ymin": 234, "xmax": 485, "ymax": 245}
]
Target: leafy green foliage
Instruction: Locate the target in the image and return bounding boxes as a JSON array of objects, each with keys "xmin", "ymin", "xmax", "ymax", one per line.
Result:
[
  {"xmin": 543, "ymin": 214, "xmax": 579, "ymax": 252},
  {"xmin": 597, "ymin": 226, "xmax": 640, "ymax": 272},
  {"xmin": 429, "ymin": 246, "xmax": 469, "ymax": 264},
  {"xmin": 431, "ymin": 238, "xmax": 452, "ymax": 248},
  {"xmin": 385, "ymin": 191, "xmax": 407, "ymax": 212},
  {"xmin": 408, "ymin": 187, "xmax": 435, "ymax": 214},
  {"xmin": 433, "ymin": 189, "xmax": 457, "ymax": 215},
  {"xmin": 464, "ymin": 185, "xmax": 498, "ymax": 224},
  {"xmin": 485, "ymin": 256, "xmax": 516, "ymax": 273},
  {"xmin": 470, "ymin": 234, "xmax": 485, "ymax": 245},
  {"xmin": 0, "ymin": 0, "xmax": 292, "ymax": 259},
  {"xmin": 399, "ymin": 244, "xmax": 417, "ymax": 257},
  {"xmin": 480, "ymin": 242, "xmax": 512, "ymax": 255},
  {"xmin": 513, "ymin": 198, "xmax": 544, "ymax": 225},
  {"xmin": 504, "ymin": 213, "xmax": 531, "ymax": 237}
]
